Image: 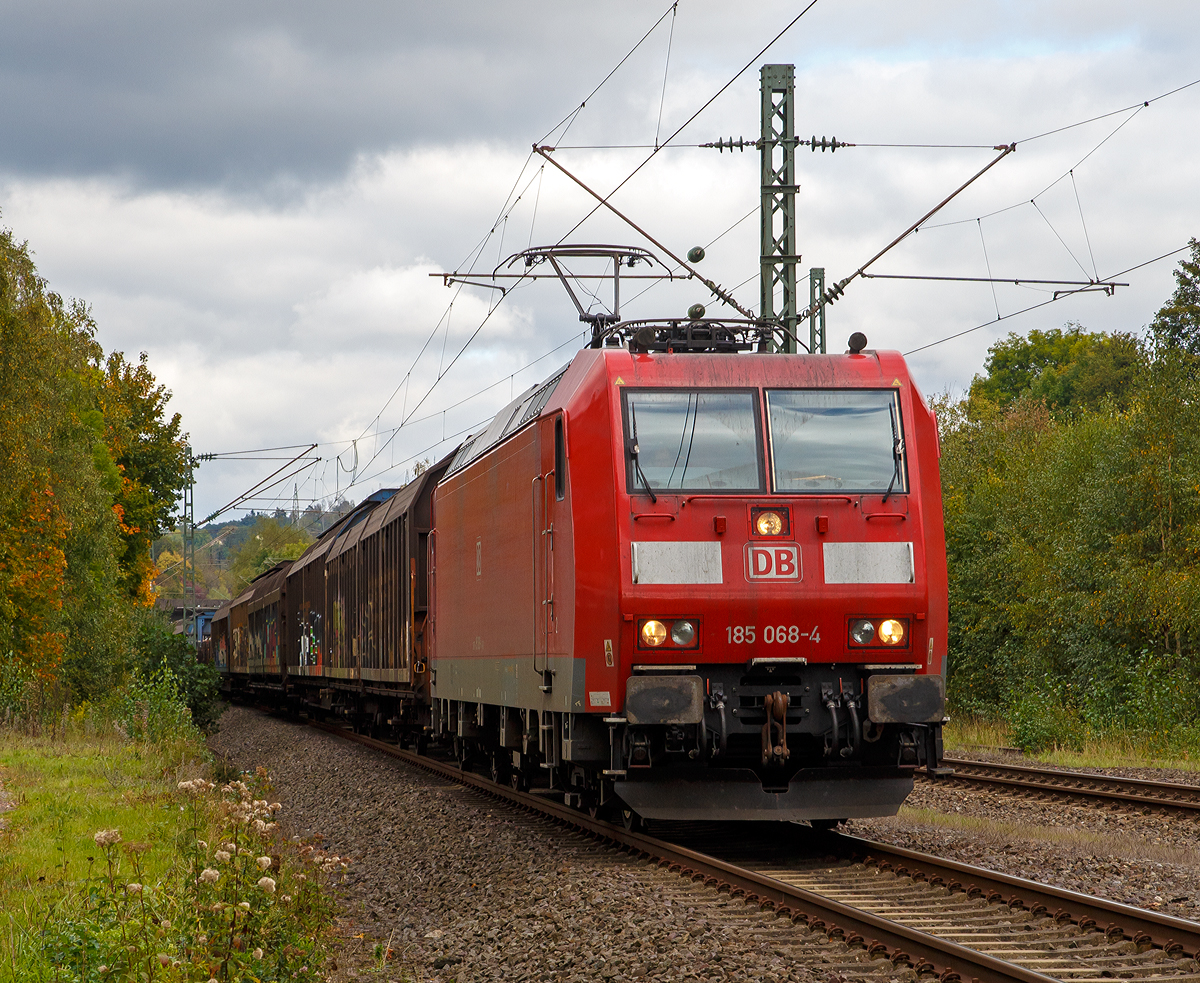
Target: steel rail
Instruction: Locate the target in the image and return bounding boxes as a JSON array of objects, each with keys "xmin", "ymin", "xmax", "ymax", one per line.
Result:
[
  {"xmin": 303, "ymin": 719, "xmax": 1072, "ymax": 983},
  {"xmin": 833, "ymin": 833, "xmax": 1200, "ymax": 958},
  {"xmin": 935, "ymin": 758, "xmax": 1200, "ymax": 814}
]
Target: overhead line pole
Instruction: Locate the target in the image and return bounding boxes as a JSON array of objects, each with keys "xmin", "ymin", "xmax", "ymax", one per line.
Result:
[{"xmin": 760, "ymin": 64, "xmax": 799, "ymax": 352}]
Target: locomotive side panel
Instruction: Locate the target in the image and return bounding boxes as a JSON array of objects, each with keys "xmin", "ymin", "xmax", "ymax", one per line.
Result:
[
  {"xmin": 554, "ymin": 357, "xmax": 623, "ymax": 714},
  {"xmin": 431, "ymin": 422, "xmax": 582, "ymax": 713}
]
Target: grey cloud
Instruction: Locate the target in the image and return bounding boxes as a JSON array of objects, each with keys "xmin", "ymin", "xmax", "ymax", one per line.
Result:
[{"xmin": 2, "ymin": 1, "xmax": 1191, "ymax": 191}]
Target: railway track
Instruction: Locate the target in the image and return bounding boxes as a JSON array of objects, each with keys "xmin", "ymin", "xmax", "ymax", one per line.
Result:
[
  {"xmin": 934, "ymin": 758, "xmax": 1200, "ymax": 815},
  {"xmin": 303, "ymin": 719, "xmax": 1200, "ymax": 983}
]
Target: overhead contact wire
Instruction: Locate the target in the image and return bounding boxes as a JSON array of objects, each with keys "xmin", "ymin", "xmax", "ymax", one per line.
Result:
[{"xmin": 551, "ymin": 0, "xmax": 823, "ymax": 245}]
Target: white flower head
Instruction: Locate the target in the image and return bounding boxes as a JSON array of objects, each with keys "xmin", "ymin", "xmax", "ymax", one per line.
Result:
[
  {"xmin": 257, "ymin": 876, "xmax": 276, "ymax": 894},
  {"xmin": 214, "ymin": 850, "xmax": 231, "ymax": 863},
  {"xmin": 93, "ymin": 829, "xmax": 121, "ymax": 848},
  {"xmin": 253, "ymin": 948, "xmax": 264, "ymax": 960},
  {"xmin": 199, "ymin": 868, "xmax": 220, "ymax": 885},
  {"xmin": 126, "ymin": 883, "xmax": 143, "ymax": 894},
  {"xmin": 238, "ymin": 901, "xmax": 251, "ymax": 911},
  {"xmin": 256, "ymin": 856, "xmax": 272, "ymax": 870}
]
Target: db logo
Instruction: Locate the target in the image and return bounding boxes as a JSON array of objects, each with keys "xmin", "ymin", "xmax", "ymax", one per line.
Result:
[{"xmin": 745, "ymin": 544, "xmax": 801, "ymax": 580}]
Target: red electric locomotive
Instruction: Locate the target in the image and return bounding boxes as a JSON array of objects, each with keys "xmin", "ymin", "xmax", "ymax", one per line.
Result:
[{"xmin": 428, "ymin": 321, "xmax": 947, "ymax": 825}]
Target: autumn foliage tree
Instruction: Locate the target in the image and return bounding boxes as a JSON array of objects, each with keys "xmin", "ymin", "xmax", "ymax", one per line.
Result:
[{"xmin": 0, "ymin": 222, "xmax": 190, "ymax": 695}]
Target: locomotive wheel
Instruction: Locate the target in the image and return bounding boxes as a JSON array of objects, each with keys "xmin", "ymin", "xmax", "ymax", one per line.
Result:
[
  {"xmin": 489, "ymin": 753, "xmax": 509, "ymax": 786},
  {"xmin": 510, "ymin": 769, "xmax": 530, "ymax": 793},
  {"xmin": 810, "ymin": 818, "xmax": 847, "ymax": 831}
]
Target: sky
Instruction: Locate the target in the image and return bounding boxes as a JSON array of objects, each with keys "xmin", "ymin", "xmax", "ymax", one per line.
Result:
[{"xmin": 2, "ymin": 1, "xmax": 1198, "ymax": 519}]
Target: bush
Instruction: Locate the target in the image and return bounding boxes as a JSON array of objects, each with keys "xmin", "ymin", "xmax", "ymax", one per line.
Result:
[
  {"xmin": 1011, "ymin": 689, "xmax": 1080, "ymax": 753},
  {"xmin": 133, "ymin": 609, "xmax": 224, "ymax": 731}
]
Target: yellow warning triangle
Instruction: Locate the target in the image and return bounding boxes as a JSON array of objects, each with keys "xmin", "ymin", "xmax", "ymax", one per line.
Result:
[
  {"xmin": 614, "ymin": 376, "xmax": 625, "ymax": 385},
  {"xmin": 892, "ymin": 378, "xmax": 902, "ymax": 386}
]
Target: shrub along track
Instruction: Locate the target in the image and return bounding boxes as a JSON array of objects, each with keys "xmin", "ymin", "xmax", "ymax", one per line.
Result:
[
  {"xmin": 305, "ymin": 719, "xmax": 1200, "ymax": 983},
  {"xmin": 930, "ymin": 760, "xmax": 1200, "ymax": 815}
]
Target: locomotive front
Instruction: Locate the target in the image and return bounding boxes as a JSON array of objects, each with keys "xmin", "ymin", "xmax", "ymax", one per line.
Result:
[
  {"xmin": 590, "ymin": 341, "xmax": 948, "ymax": 823},
  {"xmin": 429, "ymin": 330, "xmax": 947, "ymax": 825}
]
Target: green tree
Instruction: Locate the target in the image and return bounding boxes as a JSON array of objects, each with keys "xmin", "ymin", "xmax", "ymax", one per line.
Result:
[
  {"xmin": 941, "ymin": 293, "xmax": 1200, "ymax": 749},
  {"xmin": 1150, "ymin": 238, "xmax": 1200, "ymax": 355},
  {"xmin": 968, "ymin": 324, "xmax": 1140, "ymax": 414},
  {"xmin": 227, "ymin": 517, "xmax": 312, "ymax": 595}
]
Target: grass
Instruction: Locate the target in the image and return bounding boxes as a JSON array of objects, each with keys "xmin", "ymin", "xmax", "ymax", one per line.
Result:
[
  {"xmin": 0, "ymin": 722, "xmax": 341, "ymax": 981},
  {"xmin": 0, "ymin": 730, "xmax": 208, "ymax": 976},
  {"xmin": 943, "ymin": 715, "xmax": 1200, "ymax": 774}
]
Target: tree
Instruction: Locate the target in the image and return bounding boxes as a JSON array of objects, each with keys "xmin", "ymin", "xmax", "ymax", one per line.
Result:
[
  {"xmin": 99, "ymin": 350, "xmax": 192, "ymax": 604},
  {"xmin": 968, "ymin": 324, "xmax": 1140, "ymax": 414},
  {"xmin": 226, "ymin": 517, "xmax": 313, "ymax": 595},
  {"xmin": 0, "ymin": 218, "xmax": 190, "ymax": 701},
  {"xmin": 1150, "ymin": 238, "xmax": 1200, "ymax": 355},
  {"xmin": 0, "ymin": 228, "xmax": 118, "ymax": 680}
]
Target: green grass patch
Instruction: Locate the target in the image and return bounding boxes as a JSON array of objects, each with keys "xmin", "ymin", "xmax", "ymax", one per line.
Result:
[
  {"xmin": 0, "ymin": 711, "xmax": 341, "ymax": 980},
  {"xmin": 944, "ymin": 714, "xmax": 1200, "ymax": 774}
]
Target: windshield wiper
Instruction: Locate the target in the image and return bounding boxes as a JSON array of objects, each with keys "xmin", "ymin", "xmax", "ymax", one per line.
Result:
[
  {"xmin": 628, "ymin": 404, "xmax": 657, "ymax": 503},
  {"xmin": 882, "ymin": 404, "xmax": 903, "ymax": 503}
]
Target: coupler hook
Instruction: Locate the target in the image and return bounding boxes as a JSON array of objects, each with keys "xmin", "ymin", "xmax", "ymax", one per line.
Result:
[{"xmin": 761, "ymin": 691, "xmax": 790, "ymax": 765}]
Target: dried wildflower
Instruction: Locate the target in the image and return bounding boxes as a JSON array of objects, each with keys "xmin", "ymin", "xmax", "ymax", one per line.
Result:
[
  {"xmin": 197, "ymin": 935, "xmax": 208, "ymax": 945},
  {"xmin": 199, "ymin": 868, "xmax": 220, "ymax": 885},
  {"xmin": 257, "ymin": 876, "xmax": 276, "ymax": 893},
  {"xmin": 238, "ymin": 901, "xmax": 251, "ymax": 910},
  {"xmin": 281, "ymin": 895, "xmax": 292, "ymax": 903},
  {"xmin": 253, "ymin": 948, "xmax": 264, "ymax": 959},
  {"xmin": 126, "ymin": 883, "xmax": 143, "ymax": 894},
  {"xmin": 257, "ymin": 856, "xmax": 272, "ymax": 870},
  {"xmin": 157, "ymin": 954, "xmax": 170, "ymax": 967},
  {"xmin": 214, "ymin": 850, "xmax": 231, "ymax": 863},
  {"xmin": 93, "ymin": 829, "xmax": 121, "ymax": 848},
  {"xmin": 197, "ymin": 840, "xmax": 208, "ymax": 851},
  {"xmin": 160, "ymin": 919, "xmax": 171, "ymax": 930},
  {"xmin": 269, "ymin": 802, "xmax": 282, "ymax": 813}
]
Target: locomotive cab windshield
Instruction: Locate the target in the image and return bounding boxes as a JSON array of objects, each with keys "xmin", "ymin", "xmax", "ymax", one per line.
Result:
[
  {"xmin": 622, "ymin": 386, "xmax": 908, "ymax": 497},
  {"xmin": 623, "ymin": 388, "xmax": 764, "ymax": 492}
]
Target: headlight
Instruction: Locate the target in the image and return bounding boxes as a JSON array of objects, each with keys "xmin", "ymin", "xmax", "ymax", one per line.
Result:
[
  {"xmin": 640, "ymin": 620, "xmax": 667, "ymax": 647},
  {"xmin": 878, "ymin": 619, "xmax": 906, "ymax": 645},
  {"xmin": 850, "ymin": 619, "xmax": 875, "ymax": 645},
  {"xmin": 670, "ymin": 620, "xmax": 696, "ymax": 646},
  {"xmin": 754, "ymin": 510, "xmax": 785, "ymax": 536}
]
